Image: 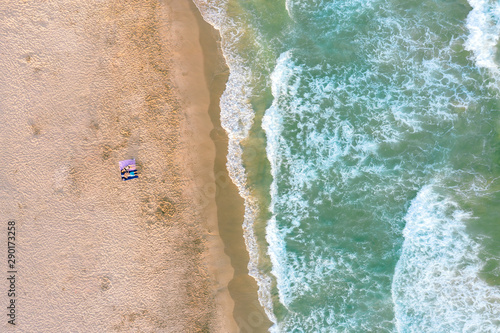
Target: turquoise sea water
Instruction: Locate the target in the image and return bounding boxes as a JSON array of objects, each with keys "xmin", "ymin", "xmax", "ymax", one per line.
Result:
[{"xmin": 195, "ymin": 0, "xmax": 500, "ymax": 331}]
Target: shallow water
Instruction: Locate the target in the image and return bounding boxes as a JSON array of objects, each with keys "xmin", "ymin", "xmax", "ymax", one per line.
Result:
[{"xmin": 195, "ymin": 0, "xmax": 500, "ymax": 331}]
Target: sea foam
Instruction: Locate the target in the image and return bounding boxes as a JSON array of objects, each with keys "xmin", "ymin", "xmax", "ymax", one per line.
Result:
[
  {"xmin": 263, "ymin": 50, "xmax": 407, "ymax": 331},
  {"xmin": 392, "ymin": 185, "xmax": 500, "ymax": 332},
  {"xmin": 193, "ymin": 0, "xmax": 278, "ymax": 326},
  {"xmin": 465, "ymin": 0, "xmax": 500, "ymax": 75},
  {"xmin": 194, "ymin": 0, "xmax": 500, "ymax": 331}
]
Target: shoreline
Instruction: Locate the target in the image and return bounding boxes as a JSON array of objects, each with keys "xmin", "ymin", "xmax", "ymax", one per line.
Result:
[
  {"xmin": 172, "ymin": 0, "xmax": 273, "ymax": 331},
  {"xmin": 185, "ymin": 1, "xmax": 273, "ymax": 332}
]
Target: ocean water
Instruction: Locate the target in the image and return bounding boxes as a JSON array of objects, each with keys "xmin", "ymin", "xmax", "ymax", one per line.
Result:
[{"xmin": 194, "ymin": 0, "xmax": 500, "ymax": 331}]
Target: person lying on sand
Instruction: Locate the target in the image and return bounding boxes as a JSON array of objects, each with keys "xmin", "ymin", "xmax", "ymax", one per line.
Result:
[
  {"xmin": 121, "ymin": 166, "xmax": 139, "ymax": 180},
  {"xmin": 121, "ymin": 167, "xmax": 130, "ymax": 178},
  {"xmin": 121, "ymin": 165, "xmax": 137, "ymax": 172}
]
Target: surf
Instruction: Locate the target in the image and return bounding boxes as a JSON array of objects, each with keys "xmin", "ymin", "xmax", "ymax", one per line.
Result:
[{"xmin": 194, "ymin": 0, "xmax": 500, "ymax": 331}]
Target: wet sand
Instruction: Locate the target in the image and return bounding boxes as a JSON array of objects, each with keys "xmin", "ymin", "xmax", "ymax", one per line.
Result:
[
  {"xmin": 188, "ymin": 2, "xmax": 273, "ymax": 332},
  {"xmin": 0, "ymin": 0, "xmax": 270, "ymax": 331}
]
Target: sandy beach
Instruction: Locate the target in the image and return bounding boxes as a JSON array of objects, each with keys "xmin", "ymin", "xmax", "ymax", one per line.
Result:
[{"xmin": 0, "ymin": 0, "xmax": 269, "ymax": 331}]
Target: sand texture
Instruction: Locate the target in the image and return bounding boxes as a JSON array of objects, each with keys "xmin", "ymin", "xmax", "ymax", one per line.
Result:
[{"xmin": 0, "ymin": 0, "xmax": 237, "ymax": 331}]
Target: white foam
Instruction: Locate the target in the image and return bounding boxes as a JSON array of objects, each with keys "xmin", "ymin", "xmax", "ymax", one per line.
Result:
[
  {"xmin": 465, "ymin": 0, "xmax": 500, "ymax": 75},
  {"xmin": 284, "ymin": 0, "xmax": 294, "ymax": 21},
  {"xmin": 194, "ymin": 0, "xmax": 499, "ymax": 331},
  {"xmin": 261, "ymin": 19, "xmax": 493, "ymax": 328},
  {"xmin": 263, "ymin": 51, "xmax": 298, "ymax": 311},
  {"xmin": 392, "ymin": 185, "xmax": 500, "ymax": 332},
  {"xmin": 263, "ymin": 52, "xmax": 400, "ymax": 332},
  {"xmin": 192, "ymin": 0, "xmax": 278, "ymax": 327},
  {"xmin": 263, "ymin": 52, "xmax": 342, "ymax": 332}
]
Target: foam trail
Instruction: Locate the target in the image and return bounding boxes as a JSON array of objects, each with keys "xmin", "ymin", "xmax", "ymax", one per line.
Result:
[
  {"xmin": 192, "ymin": 0, "xmax": 278, "ymax": 327},
  {"xmin": 284, "ymin": 0, "xmax": 295, "ymax": 21},
  {"xmin": 392, "ymin": 185, "xmax": 500, "ymax": 332},
  {"xmin": 262, "ymin": 51, "xmax": 297, "ymax": 312},
  {"xmin": 465, "ymin": 0, "xmax": 500, "ymax": 76}
]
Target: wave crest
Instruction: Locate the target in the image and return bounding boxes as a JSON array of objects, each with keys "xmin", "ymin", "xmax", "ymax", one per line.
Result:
[{"xmin": 392, "ymin": 185, "xmax": 500, "ymax": 332}]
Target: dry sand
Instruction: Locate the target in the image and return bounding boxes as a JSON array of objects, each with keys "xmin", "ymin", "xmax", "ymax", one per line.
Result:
[{"xmin": 0, "ymin": 0, "xmax": 272, "ymax": 331}]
